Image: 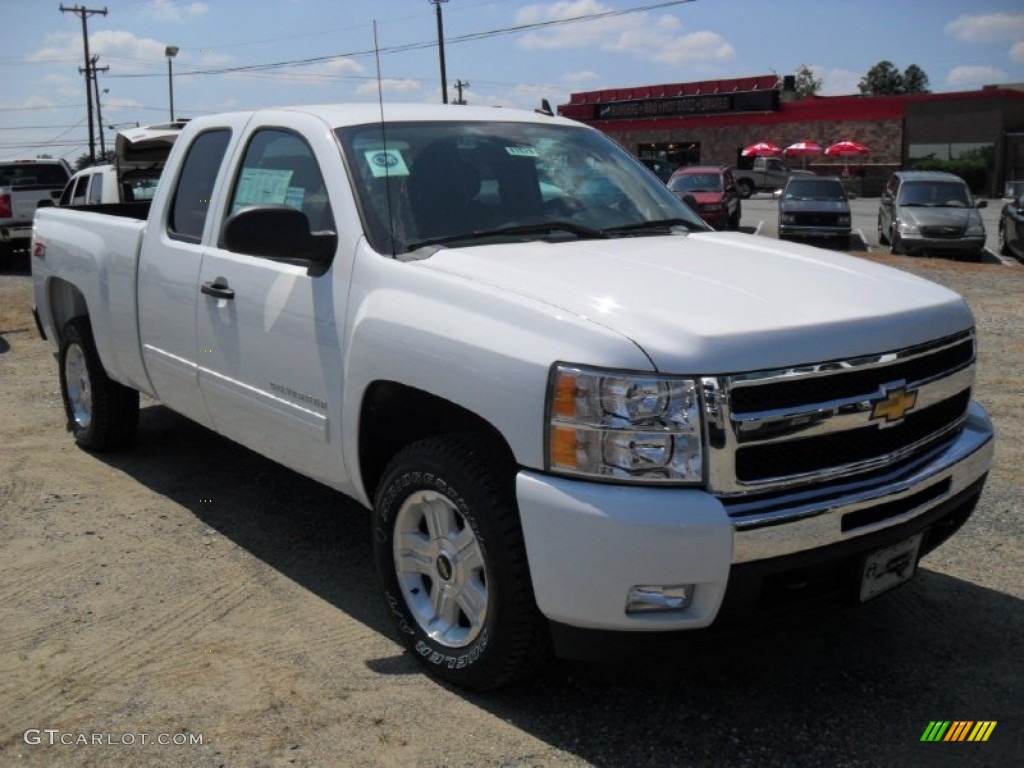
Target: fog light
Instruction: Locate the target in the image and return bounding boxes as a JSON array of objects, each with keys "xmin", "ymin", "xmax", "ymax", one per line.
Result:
[{"xmin": 626, "ymin": 584, "xmax": 694, "ymax": 614}]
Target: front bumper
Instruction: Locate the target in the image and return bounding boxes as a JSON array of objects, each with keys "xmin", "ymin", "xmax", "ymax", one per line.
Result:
[
  {"xmin": 901, "ymin": 234, "xmax": 985, "ymax": 254},
  {"xmin": 516, "ymin": 401, "xmax": 993, "ymax": 634},
  {"xmin": 779, "ymin": 225, "xmax": 851, "ymax": 239}
]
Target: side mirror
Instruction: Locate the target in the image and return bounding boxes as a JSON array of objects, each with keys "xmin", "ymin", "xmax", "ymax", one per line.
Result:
[
  {"xmin": 975, "ymin": 199, "xmax": 987, "ymax": 209},
  {"xmin": 221, "ymin": 205, "xmax": 336, "ymax": 275}
]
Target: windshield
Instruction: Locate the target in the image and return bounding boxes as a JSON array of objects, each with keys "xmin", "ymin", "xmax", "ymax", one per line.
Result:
[
  {"xmin": 783, "ymin": 179, "xmax": 847, "ymax": 201},
  {"xmin": 669, "ymin": 173, "xmax": 723, "ymax": 193},
  {"xmin": 335, "ymin": 120, "xmax": 708, "ymax": 255},
  {"xmin": 898, "ymin": 181, "xmax": 971, "ymax": 207}
]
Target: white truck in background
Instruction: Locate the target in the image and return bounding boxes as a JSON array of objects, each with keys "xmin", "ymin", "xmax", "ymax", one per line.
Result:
[
  {"xmin": 0, "ymin": 159, "xmax": 70, "ymax": 268},
  {"xmin": 31, "ymin": 103, "xmax": 994, "ymax": 690},
  {"xmin": 57, "ymin": 122, "xmax": 185, "ymax": 207},
  {"xmin": 733, "ymin": 156, "xmax": 813, "ymax": 198}
]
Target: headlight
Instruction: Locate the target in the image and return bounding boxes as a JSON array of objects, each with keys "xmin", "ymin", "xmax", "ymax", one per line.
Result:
[
  {"xmin": 838, "ymin": 215, "xmax": 851, "ymax": 225},
  {"xmin": 780, "ymin": 213, "xmax": 796, "ymax": 224},
  {"xmin": 547, "ymin": 364, "xmax": 703, "ymax": 484},
  {"xmin": 965, "ymin": 219, "xmax": 985, "ymax": 236},
  {"xmin": 898, "ymin": 220, "xmax": 919, "ymax": 235}
]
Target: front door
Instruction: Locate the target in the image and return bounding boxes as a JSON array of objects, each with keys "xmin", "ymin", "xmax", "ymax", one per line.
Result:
[{"xmin": 196, "ymin": 127, "xmax": 344, "ymax": 486}]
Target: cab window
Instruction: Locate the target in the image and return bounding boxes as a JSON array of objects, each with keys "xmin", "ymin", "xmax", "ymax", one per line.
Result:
[
  {"xmin": 226, "ymin": 129, "xmax": 334, "ymax": 233},
  {"xmin": 168, "ymin": 129, "xmax": 232, "ymax": 243}
]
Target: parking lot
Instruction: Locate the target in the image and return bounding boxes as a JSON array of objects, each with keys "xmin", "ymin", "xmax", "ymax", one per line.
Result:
[
  {"xmin": 739, "ymin": 194, "xmax": 1018, "ymax": 266},
  {"xmin": 1, "ymin": 236, "xmax": 1022, "ymax": 766}
]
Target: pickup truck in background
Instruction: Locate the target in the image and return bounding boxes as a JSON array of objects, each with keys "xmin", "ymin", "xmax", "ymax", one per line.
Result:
[
  {"xmin": 0, "ymin": 158, "xmax": 70, "ymax": 267},
  {"xmin": 733, "ymin": 156, "xmax": 813, "ymax": 198},
  {"xmin": 57, "ymin": 121, "xmax": 185, "ymax": 206},
  {"xmin": 31, "ymin": 104, "xmax": 994, "ymax": 691}
]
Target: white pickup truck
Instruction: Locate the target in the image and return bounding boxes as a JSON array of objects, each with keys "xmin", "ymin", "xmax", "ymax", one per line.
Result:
[{"xmin": 31, "ymin": 104, "xmax": 994, "ymax": 690}]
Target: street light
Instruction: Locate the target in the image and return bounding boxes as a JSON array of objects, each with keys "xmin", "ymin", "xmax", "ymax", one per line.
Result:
[{"xmin": 165, "ymin": 45, "xmax": 179, "ymax": 122}]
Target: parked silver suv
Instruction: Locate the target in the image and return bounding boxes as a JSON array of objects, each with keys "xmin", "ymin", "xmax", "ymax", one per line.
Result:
[{"xmin": 877, "ymin": 171, "xmax": 986, "ymax": 259}]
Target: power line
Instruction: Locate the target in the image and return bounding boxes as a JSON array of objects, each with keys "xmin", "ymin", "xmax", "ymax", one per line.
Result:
[{"xmin": 106, "ymin": 1, "xmax": 695, "ymax": 81}]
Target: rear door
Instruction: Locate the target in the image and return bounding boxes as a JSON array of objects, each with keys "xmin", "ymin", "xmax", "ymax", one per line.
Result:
[
  {"xmin": 195, "ymin": 120, "xmax": 344, "ymax": 485},
  {"xmin": 137, "ymin": 123, "xmax": 243, "ymax": 427}
]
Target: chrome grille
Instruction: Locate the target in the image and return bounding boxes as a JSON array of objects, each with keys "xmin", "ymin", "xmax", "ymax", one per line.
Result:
[{"xmin": 705, "ymin": 331, "xmax": 975, "ymax": 496}]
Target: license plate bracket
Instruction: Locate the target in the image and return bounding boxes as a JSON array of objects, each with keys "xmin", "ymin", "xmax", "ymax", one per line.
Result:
[{"xmin": 859, "ymin": 533, "xmax": 924, "ymax": 602}]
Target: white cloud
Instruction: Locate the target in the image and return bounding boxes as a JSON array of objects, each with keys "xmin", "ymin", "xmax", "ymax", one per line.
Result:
[
  {"xmin": 516, "ymin": 1, "xmax": 734, "ymax": 67},
  {"xmin": 817, "ymin": 67, "xmax": 861, "ymax": 96},
  {"xmin": 945, "ymin": 13, "xmax": 1024, "ymax": 43},
  {"xmin": 646, "ymin": 30, "xmax": 735, "ymax": 66},
  {"xmin": 355, "ymin": 78, "xmax": 421, "ymax": 97},
  {"xmin": 148, "ymin": 0, "xmax": 210, "ymax": 23},
  {"xmin": 1012, "ymin": 41, "xmax": 1024, "ymax": 63},
  {"xmin": 562, "ymin": 70, "xmax": 599, "ymax": 85},
  {"xmin": 102, "ymin": 97, "xmax": 145, "ymax": 111},
  {"xmin": 947, "ymin": 65, "xmax": 1008, "ymax": 87},
  {"xmin": 29, "ymin": 30, "xmax": 172, "ymax": 74}
]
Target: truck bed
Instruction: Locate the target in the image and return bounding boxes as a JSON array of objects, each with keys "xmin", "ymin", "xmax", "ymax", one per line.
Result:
[{"xmin": 33, "ymin": 205, "xmax": 152, "ymax": 394}]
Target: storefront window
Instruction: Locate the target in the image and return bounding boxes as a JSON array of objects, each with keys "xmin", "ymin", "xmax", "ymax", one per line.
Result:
[{"xmin": 909, "ymin": 142, "xmax": 993, "ymax": 193}]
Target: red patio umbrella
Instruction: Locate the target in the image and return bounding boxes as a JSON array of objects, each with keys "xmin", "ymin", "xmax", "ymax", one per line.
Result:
[
  {"xmin": 741, "ymin": 141, "xmax": 783, "ymax": 157},
  {"xmin": 825, "ymin": 140, "xmax": 869, "ymax": 175},
  {"xmin": 825, "ymin": 140, "xmax": 869, "ymax": 157},
  {"xmin": 783, "ymin": 139, "xmax": 824, "ymax": 168}
]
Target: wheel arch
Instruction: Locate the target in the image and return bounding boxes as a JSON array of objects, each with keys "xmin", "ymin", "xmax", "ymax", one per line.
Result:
[
  {"xmin": 358, "ymin": 380, "xmax": 515, "ymax": 503},
  {"xmin": 46, "ymin": 278, "xmax": 90, "ymax": 345}
]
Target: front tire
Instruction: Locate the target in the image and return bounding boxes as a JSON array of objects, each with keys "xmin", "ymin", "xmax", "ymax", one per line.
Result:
[
  {"xmin": 877, "ymin": 215, "xmax": 889, "ymax": 245},
  {"xmin": 373, "ymin": 434, "xmax": 548, "ymax": 690},
  {"xmin": 59, "ymin": 317, "xmax": 139, "ymax": 450},
  {"xmin": 998, "ymin": 222, "xmax": 1011, "ymax": 256},
  {"xmin": 891, "ymin": 230, "xmax": 905, "ymax": 255}
]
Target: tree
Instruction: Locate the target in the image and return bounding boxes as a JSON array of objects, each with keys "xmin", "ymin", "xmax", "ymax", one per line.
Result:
[
  {"xmin": 858, "ymin": 60, "xmax": 904, "ymax": 95},
  {"xmin": 73, "ymin": 150, "xmax": 114, "ymax": 171},
  {"xmin": 794, "ymin": 64, "xmax": 823, "ymax": 98},
  {"xmin": 902, "ymin": 64, "xmax": 931, "ymax": 94}
]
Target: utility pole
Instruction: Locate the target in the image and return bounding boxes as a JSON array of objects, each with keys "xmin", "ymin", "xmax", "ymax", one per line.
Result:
[
  {"xmin": 429, "ymin": 0, "xmax": 449, "ymax": 104},
  {"xmin": 453, "ymin": 79, "xmax": 469, "ymax": 105},
  {"xmin": 60, "ymin": 4, "xmax": 108, "ymax": 165},
  {"xmin": 88, "ymin": 55, "xmax": 109, "ymax": 157}
]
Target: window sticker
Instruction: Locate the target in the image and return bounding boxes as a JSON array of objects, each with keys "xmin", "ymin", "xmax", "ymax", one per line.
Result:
[
  {"xmin": 283, "ymin": 186, "xmax": 305, "ymax": 209},
  {"xmin": 364, "ymin": 149, "xmax": 409, "ymax": 179},
  {"xmin": 505, "ymin": 146, "xmax": 539, "ymax": 158},
  {"xmin": 233, "ymin": 167, "xmax": 295, "ymax": 212}
]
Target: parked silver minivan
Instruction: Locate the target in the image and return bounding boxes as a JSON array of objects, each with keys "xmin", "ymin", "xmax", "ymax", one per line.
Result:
[{"xmin": 877, "ymin": 171, "xmax": 986, "ymax": 259}]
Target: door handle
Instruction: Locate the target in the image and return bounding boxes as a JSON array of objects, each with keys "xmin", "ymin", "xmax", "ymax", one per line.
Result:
[{"xmin": 201, "ymin": 279, "xmax": 235, "ymax": 300}]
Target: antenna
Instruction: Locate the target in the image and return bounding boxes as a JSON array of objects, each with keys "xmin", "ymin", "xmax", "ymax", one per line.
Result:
[{"xmin": 373, "ymin": 21, "xmax": 397, "ymax": 258}]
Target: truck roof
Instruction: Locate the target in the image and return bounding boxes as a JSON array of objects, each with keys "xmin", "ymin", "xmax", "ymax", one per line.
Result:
[{"xmin": 184, "ymin": 103, "xmax": 580, "ymax": 130}]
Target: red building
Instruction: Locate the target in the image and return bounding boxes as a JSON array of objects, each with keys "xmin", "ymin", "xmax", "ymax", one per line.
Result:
[{"xmin": 558, "ymin": 75, "xmax": 1024, "ymax": 197}]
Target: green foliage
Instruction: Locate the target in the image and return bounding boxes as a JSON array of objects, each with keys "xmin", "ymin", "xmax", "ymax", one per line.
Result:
[
  {"xmin": 73, "ymin": 150, "xmax": 115, "ymax": 171},
  {"xmin": 858, "ymin": 61, "xmax": 932, "ymax": 96},
  {"xmin": 794, "ymin": 64, "xmax": 823, "ymax": 98},
  {"xmin": 902, "ymin": 64, "xmax": 931, "ymax": 94},
  {"xmin": 910, "ymin": 146, "xmax": 993, "ymax": 193}
]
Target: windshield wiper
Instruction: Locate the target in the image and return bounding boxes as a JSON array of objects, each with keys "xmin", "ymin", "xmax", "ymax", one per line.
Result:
[
  {"xmin": 407, "ymin": 220, "xmax": 610, "ymax": 251},
  {"xmin": 603, "ymin": 217, "xmax": 698, "ymax": 235}
]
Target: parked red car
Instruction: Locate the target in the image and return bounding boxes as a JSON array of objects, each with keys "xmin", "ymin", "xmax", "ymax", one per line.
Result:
[{"xmin": 667, "ymin": 165, "xmax": 741, "ymax": 230}]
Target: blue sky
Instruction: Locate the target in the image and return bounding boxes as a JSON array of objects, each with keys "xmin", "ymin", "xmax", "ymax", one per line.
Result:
[{"xmin": 3, "ymin": 0, "xmax": 1023, "ymax": 162}]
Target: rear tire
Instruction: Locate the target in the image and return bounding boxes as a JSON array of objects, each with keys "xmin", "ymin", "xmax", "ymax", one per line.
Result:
[
  {"xmin": 59, "ymin": 317, "xmax": 139, "ymax": 450},
  {"xmin": 373, "ymin": 433, "xmax": 548, "ymax": 690},
  {"xmin": 737, "ymin": 179, "xmax": 754, "ymax": 199}
]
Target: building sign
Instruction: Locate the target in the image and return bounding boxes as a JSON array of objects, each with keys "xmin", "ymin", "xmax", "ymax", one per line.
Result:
[{"xmin": 595, "ymin": 90, "xmax": 778, "ymax": 120}]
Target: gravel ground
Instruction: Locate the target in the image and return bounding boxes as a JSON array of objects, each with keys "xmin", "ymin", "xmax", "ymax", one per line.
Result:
[{"xmin": 0, "ymin": 249, "xmax": 1021, "ymax": 768}]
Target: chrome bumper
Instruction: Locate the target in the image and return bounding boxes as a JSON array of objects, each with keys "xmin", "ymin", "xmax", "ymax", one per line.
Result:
[{"xmin": 730, "ymin": 400, "xmax": 994, "ymax": 563}]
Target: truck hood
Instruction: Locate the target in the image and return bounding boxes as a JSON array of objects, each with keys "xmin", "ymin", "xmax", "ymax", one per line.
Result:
[{"xmin": 415, "ymin": 232, "xmax": 974, "ymax": 374}]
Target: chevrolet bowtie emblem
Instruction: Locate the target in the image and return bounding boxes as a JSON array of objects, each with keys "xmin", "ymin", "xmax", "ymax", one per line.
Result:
[{"xmin": 871, "ymin": 387, "xmax": 918, "ymax": 423}]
